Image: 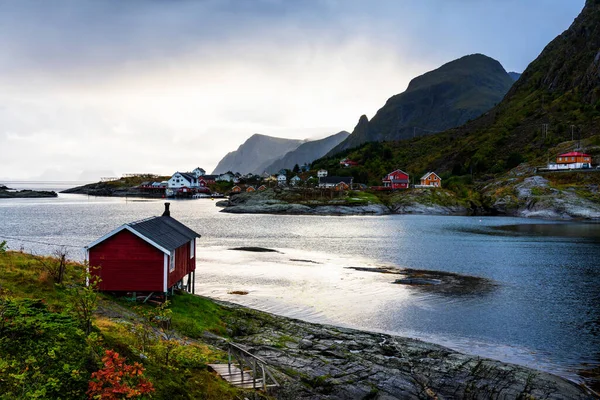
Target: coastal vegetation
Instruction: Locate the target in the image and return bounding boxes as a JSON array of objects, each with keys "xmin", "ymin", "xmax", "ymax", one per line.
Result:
[{"xmin": 0, "ymin": 250, "xmax": 264, "ymax": 400}]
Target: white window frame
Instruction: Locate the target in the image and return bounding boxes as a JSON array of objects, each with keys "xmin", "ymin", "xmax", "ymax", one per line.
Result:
[
  {"xmin": 190, "ymin": 239, "xmax": 195, "ymax": 259},
  {"xmin": 169, "ymin": 252, "xmax": 175, "ymax": 272}
]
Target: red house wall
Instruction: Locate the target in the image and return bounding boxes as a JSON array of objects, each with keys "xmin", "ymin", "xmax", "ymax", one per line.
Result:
[
  {"xmin": 384, "ymin": 170, "xmax": 409, "ymax": 189},
  {"xmin": 167, "ymin": 240, "xmax": 196, "ymax": 288},
  {"xmin": 89, "ymin": 230, "xmax": 165, "ymax": 292}
]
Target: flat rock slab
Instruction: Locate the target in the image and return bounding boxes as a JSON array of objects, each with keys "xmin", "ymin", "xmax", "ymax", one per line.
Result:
[{"xmin": 205, "ymin": 299, "xmax": 595, "ymax": 399}]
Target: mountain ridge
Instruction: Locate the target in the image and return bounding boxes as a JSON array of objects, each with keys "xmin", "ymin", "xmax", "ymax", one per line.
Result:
[
  {"xmin": 263, "ymin": 131, "xmax": 350, "ymax": 173},
  {"xmin": 327, "ymin": 53, "xmax": 515, "ymax": 156},
  {"xmin": 212, "ymin": 134, "xmax": 306, "ymax": 175}
]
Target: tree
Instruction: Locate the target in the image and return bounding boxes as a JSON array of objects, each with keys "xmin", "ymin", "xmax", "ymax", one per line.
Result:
[
  {"xmin": 37, "ymin": 246, "xmax": 69, "ymax": 284},
  {"xmin": 67, "ymin": 264, "xmax": 100, "ymax": 336},
  {"xmin": 0, "ymin": 240, "xmax": 6, "ymax": 254},
  {"xmin": 293, "ymin": 164, "xmax": 300, "ymax": 173},
  {"xmin": 87, "ymin": 350, "xmax": 154, "ymax": 400}
]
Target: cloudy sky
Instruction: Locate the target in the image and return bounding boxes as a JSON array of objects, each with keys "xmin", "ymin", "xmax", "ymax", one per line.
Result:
[{"xmin": 0, "ymin": 0, "xmax": 584, "ymax": 180}]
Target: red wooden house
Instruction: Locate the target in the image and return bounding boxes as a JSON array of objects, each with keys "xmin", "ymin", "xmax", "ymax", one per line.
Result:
[
  {"xmin": 86, "ymin": 203, "xmax": 200, "ymax": 295},
  {"xmin": 383, "ymin": 169, "xmax": 409, "ymax": 189}
]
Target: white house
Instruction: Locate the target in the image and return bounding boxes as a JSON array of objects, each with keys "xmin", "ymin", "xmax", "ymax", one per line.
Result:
[
  {"xmin": 168, "ymin": 172, "xmax": 198, "ymax": 189},
  {"xmin": 317, "ymin": 169, "xmax": 328, "ymax": 178},
  {"xmin": 318, "ymin": 176, "xmax": 353, "ymax": 189},
  {"xmin": 216, "ymin": 173, "xmax": 233, "ymax": 182},
  {"xmin": 546, "ymin": 152, "xmax": 592, "ymax": 170},
  {"xmin": 192, "ymin": 167, "xmax": 206, "ymax": 177},
  {"xmin": 277, "ymin": 174, "xmax": 287, "ymax": 186},
  {"xmin": 290, "ymin": 175, "xmax": 302, "ymax": 186}
]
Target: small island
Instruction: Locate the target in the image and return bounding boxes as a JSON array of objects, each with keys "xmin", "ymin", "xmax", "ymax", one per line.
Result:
[{"xmin": 0, "ymin": 184, "xmax": 57, "ymax": 199}]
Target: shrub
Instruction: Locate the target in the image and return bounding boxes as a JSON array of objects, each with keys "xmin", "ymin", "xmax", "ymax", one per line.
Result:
[{"xmin": 88, "ymin": 350, "xmax": 154, "ymax": 399}]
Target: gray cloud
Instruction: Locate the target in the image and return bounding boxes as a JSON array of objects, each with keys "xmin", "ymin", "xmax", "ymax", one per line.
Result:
[{"xmin": 0, "ymin": 0, "xmax": 586, "ymax": 180}]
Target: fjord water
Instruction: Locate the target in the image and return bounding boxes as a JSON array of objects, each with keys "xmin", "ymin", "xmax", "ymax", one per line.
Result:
[{"xmin": 0, "ymin": 194, "xmax": 599, "ymax": 385}]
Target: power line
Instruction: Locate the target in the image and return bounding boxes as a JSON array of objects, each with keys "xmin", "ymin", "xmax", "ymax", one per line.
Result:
[{"xmin": 0, "ymin": 234, "xmax": 84, "ymax": 249}]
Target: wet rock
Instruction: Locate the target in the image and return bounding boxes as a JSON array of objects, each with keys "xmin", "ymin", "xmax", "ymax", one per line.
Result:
[
  {"xmin": 207, "ymin": 300, "xmax": 592, "ymax": 399},
  {"xmin": 229, "ymin": 247, "xmax": 280, "ymax": 253},
  {"xmin": 394, "ymin": 278, "xmax": 442, "ymax": 285}
]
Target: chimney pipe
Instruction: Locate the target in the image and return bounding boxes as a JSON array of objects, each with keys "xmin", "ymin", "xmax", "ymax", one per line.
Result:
[{"xmin": 162, "ymin": 202, "xmax": 171, "ymax": 217}]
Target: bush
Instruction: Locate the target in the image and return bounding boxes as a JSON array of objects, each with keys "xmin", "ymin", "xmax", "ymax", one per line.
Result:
[
  {"xmin": 87, "ymin": 350, "xmax": 154, "ymax": 399},
  {"xmin": 0, "ymin": 298, "xmax": 91, "ymax": 399}
]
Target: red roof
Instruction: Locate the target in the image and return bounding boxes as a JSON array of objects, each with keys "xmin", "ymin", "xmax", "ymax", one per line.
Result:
[{"xmin": 559, "ymin": 152, "xmax": 590, "ymax": 157}]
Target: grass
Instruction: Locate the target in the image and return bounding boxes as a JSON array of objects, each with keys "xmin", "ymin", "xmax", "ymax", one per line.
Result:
[
  {"xmin": 168, "ymin": 293, "xmax": 229, "ymax": 338},
  {"xmin": 0, "ymin": 251, "xmax": 271, "ymax": 399},
  {"xmin": 0, "ymin": 250, "xmax": 85, "ymax": 311}
]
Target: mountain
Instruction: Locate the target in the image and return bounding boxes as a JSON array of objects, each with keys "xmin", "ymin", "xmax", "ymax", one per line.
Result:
[
  {"xmin": 508, "ymin": 72, "xmax": 522, "ymax": 81},
  {"xmin": 327, "ymin": 54, "xmax": 515, "ymax": 156},
  {"xmin": 263, "ymin": 131, "xmax": 350, "ymax": 173},
  {"xmin": 212, "ymin": 134, "xmax": 306, "ymax": 175},
  {"xmin": 314, "ymin": 1, "xmax": 600, "ymax": 180}
]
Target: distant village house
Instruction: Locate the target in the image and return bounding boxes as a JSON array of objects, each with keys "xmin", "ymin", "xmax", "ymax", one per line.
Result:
[
  {"xmin": 168, "ymin": 172, "xmax": 199, "ymax": 189},
  {"xmin": 318, "ymin": 176, "xmax": 353, "ymax": 190},
  {"xmin": 419, "ymin": 172, "xmax": 442, "ymax": 188},
  {"xmin": 547, "ymin": 152, "xmax": 592, "ymax": 170},
  {"xmin": 383, "ymin": 170, "xmax": 409, "ymax": 189},
  {"xmin": 339, "ymin": 159, "xmax": 359, "ymax": 167},
  {"xmin": 290, "ymin": 175, "xmax": 302, "ymax": 186},
  {"xmin": 277, "ymin": 174, "xmax": 287, "ymax": 186}
]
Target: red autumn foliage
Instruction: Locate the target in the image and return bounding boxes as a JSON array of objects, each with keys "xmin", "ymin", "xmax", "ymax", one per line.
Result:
[{"xmin": 88, "ymin": 350, "xmax": 154, "ymax": 399}]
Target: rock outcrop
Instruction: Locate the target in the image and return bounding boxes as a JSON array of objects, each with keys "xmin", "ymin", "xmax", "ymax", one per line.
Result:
[
  {"xmin": 0, "ymin": 189, "xmax": 57, "ymax": 198},
  {"xmin": 205, "ymin": 300, "xmax": 594, "ymax": 399},
  {"xmin": 484, "ymin": 174, "xmax": 600, "ymax": 219}
]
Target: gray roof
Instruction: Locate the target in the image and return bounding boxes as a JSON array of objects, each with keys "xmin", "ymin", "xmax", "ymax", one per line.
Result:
[
  {"xmin": 128, "ymin": 216, "xmax": 201, "ymax": 252},
  {"xmin": 178, "ymin": 172, "xmax": 196, "ymax": 182},
  {"xmin": 320, "ymin": 176, "xmax": 353, "ymax": 184}
]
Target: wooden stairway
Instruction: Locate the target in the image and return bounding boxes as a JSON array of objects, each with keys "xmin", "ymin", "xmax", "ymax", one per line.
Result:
[
  {"xmin": 208, "ymin": 363, "xmax": 267, "ymax": 389},
  {"xmin": 208, "ymin": 342, "xmax": 279, "ymax": 391}
]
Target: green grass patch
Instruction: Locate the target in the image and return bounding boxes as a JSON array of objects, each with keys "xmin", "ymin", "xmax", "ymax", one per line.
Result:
[{"xmin": 168, "ymin": 293, "xmax": 229, "ymax": 338}]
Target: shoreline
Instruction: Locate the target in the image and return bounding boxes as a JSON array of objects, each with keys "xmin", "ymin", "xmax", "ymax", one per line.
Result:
[{"xmin": 200, "ymin": 294, "xmax": 597, "ymax": 399}]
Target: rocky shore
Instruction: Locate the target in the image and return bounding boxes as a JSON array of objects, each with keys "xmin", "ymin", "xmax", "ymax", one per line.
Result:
[
  {"xmin": 61, "ymin": 182, "xmax": 153, "ymax": 197},
  {"xmin": 0, "ymin": 187, "xmax": 57, "ymax": 198},
  {"xmin": 216, "ymin": 189, "xmax": 469, "ymax": 216},
  {"xmin": 217, "ymin": 172, "xmax": 600, "ymax": 220},
  {"xmin": 483, "ymin": 174, "xmax": 600, "ymax": 220},
  {"xmin": 205, "ymin": 298, "xmax": 595, "ymax": 399}
]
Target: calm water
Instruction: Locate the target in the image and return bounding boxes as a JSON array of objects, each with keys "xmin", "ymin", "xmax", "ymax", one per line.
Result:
[{"xmin": 0, "ymin": 193, "xmax": 599, "ymax": 387}]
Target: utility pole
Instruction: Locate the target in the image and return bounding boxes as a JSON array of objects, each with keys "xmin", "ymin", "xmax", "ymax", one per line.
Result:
[
  {"xmin": 570, "ymin": 125, "xmax": 575, "ymax": 141},
  {"xmin": 541, "ymin": 124, "xmax": 549, "ymax": 139}
]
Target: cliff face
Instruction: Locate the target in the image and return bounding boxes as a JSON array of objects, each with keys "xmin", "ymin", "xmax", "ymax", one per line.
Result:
[
  {"xmin": 328, "ymin": 54, "xmax": 515, "ymax": 155},
  {"xmin": 504, "ymin": 0, "xmax": 600, "ymax": 106},
  {"xmin": 212, "ymin": 134, "xmax": 305, "ymax": 175}
]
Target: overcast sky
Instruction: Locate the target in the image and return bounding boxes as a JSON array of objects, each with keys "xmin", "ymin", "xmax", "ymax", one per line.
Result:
[{"xmin": 0, "ymin": 0, "xmax": 585, "ymax": 180}]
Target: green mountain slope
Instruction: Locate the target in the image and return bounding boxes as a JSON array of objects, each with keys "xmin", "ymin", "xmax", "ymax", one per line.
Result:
[
  {"xmin": 317, "ymin": 1, "xmax": 600, "ymax": 181},
  {"xmin": 327, "ymin": 54, "xmax": 515, "ymax": 155}
]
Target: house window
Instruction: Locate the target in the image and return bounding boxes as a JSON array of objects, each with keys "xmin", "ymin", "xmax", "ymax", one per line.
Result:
[
  {"xmin": 190, "ymin": 240, "xmax": 194, "ymax": 259},
  {"xmin": 170, "ymin": 253, "xmax": 175, "ymax": 272}
]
